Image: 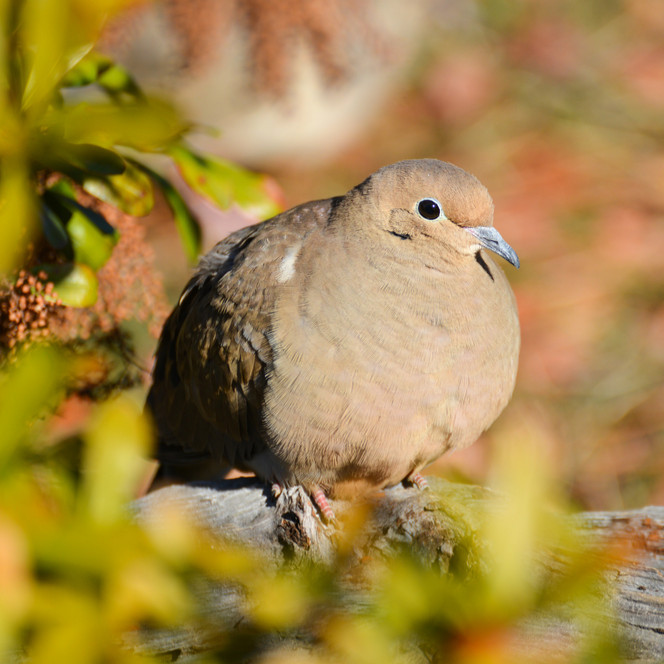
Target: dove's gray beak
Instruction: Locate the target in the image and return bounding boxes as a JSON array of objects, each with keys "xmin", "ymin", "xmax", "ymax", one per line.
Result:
[{"xmin": 465, "ymin": 226, "xmax": 520, "ymax": 269}]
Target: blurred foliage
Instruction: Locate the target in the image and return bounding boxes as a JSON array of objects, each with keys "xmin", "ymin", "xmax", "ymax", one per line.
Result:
[
  {"xmin": 0, "ymin": 0, "xmax": 279, "ymax": 303},
  {"xmin": 0, "ymin": 0, "xmax": 281, "ymax": 405},
  {"xmin": 0, "ymin": 346, "xmax": 625, "ymax": 663}
]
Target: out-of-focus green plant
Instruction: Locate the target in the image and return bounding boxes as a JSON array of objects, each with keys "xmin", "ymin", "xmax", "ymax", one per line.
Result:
[
  {"xmin": 0, "ymin": 354, "xmax": 625, "ymax": 663},
  {"xmin": 0, "ymin": 345, "xmax": 192, "ymax": 662},
  {"xmin": 0, "ymin": 0, "xmax": 279, "ymax": 306}
]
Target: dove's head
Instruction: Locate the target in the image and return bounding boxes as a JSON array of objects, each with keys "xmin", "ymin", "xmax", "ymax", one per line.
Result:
[{"xmin": 337, "ymin": 159, "xmax": 519, "ymax": 269}]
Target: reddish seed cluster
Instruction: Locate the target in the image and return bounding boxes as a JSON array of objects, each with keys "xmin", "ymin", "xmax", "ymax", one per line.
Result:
[
  {"xmin": 1, "ymin": 180, "xmax": 169, "ymax": 398},
  {"xmin": 0, "ymin": 271, "xmax": 62, "ymax": 354}
]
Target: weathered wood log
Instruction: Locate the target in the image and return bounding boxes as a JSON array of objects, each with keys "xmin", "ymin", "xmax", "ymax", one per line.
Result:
[{"xmin": 131, "ymin": 478, "xmax": 664, "ymax": 662}]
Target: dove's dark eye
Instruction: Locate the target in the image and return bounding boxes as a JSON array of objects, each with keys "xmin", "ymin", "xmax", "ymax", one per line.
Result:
[{"xmin": 416, "ymin": 198, "xmax": 443, "ymax": 221}]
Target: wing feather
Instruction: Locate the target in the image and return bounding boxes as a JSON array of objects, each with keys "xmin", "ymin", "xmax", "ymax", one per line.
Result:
[{"xmin": 146, "ymin": 200, "xmax": 332, "ymax": 472}]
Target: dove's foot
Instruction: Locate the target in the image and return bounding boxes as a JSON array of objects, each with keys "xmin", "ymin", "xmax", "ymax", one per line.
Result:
[
  {"xmin": 405, "ymin": 472, "xmax": 429, "ymax": 491},
  {"xmin": 312, "ymin": 487, "xmax": 336, "ymax": 523},
  {"xmin": 272, "ymin": 482, "xmax": 335, "ymax": 524}
]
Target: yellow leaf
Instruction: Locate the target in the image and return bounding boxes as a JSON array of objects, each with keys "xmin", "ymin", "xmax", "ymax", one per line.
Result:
[
  {"xmin": 49, "ymin": 263, "xmax": 99, "ymax": 307},
  {"xmin": 21, "ymin": 0, "xmax": 69, "ymax": 114},
  {"xmin": 0, "ymin": 346, "xmax": 66, "ymax": 471},
  {"xmin": 247, "ymin": 573, "xmax": 309, "ymax": 629},
  {"xmin": 67, "ymin": 210, "xmax": 119, "ymax": 270},
  {"xmin": 29, "ymin": 585, "xmax": 102, "ymax": 664},
  {"xmin": 82, "ymin": 395, "xmax": 152, "ymax": 524},
  {"xmin": 483, "ymin": 418, "xmax": 565, "ymax": 615},
  {"xmin": 0, "ymin": 157, "xmax": 35, "ymax": 276},
  {"xmin": 105, "ymin": 556, "xmax": 192, "ymax": 628},
  {"xmin": 323, "ymin": 615, "xmax": 394, "ymax": 664}
]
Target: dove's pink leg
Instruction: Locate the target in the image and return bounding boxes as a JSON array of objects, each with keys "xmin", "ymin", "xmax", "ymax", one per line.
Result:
[
  {"xmin": 407, "ymin": 472, "xmax": 429, "ymax": 490},
  {"xmin": 272, "ymin": 482, "xmax": 335, "ymax": 523},
  {"xmin": 312, "ymin": 488, "xmax": 336, "ymax": 523}
]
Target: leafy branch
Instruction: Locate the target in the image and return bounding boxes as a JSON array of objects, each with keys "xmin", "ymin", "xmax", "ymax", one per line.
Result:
[{"xmin": 0, "ymin": 3, "xmax": 280, "ymax": 307}]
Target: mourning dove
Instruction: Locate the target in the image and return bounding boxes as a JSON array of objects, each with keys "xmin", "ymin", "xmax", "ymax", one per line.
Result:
[{"xmin": 147, "ymin": 159, "xmax": 520, "ymax": 520}]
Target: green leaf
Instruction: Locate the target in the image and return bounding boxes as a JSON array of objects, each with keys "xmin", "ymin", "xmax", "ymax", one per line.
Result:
[
  {"xmin": 140, "ymin": 165, "xmax": 201, "ymax": 263},
  {"xmin": 0, "ymin": 346, "xmax": 67, "ymax": 473},
  {"xmin": 42, "ymin": 188, "xmax": 73, "ymax": 227},
  {"xmin": 19, "ymin": 0, "xmax": 69, "ymax": 114},
  {"xmin": 40, "ymin": 262, "xmax": 99, "ymax": 307},
  {"xmin": 0, "ymin": 156, "xmax": 36, "ymax": 276},
  {"xmin": 44, "ymin": 181, "xmax": 77, "ymax": 216},
  {"xmin": 60, "ymin": 52, "xmax": 144, "ymax": 98},
  {"xmin": 71, "ymin": 200, "xmax": 116, "ymax": 236},
  {"xmin": 83, "ymin": 162, "xmax": 154, "ymax": 217},
  {"xmin": 66, "ymin": 143, "xmax": 126, "ymax": 176},
  {"xmin": 36, "ymin": 137, "xmax": 127, "ymax": 181},
  {"xmin": 97, "ymin": 63, "xmax": 142, "ymax": 98},
  {"xmin": 48, "ymin": 188, "xmax": 115, "ymax": 235},
  {"xmin": 38, "ymin": 154, "xmax": 89, "ymax": 183},
  {"xmin": 46, "ymin": 179, "xmax": 76, "ymax": 199},
  {"xmin": 82, "ymin": 396, "xmax": 152, "ymax": 524},
  {"xmin": 67, "ymin": 211, "xmax": 119, "ymax": 271},
  {"xmin": 170, "ymin": 145, "xmax": 281, "ymax": 219},
  {"xmin": 40, "ymin": 203, "xmax": 70, "ymax": 251},
  {"xmin": 60, "ymin": 53, "xmax": 104, "ymax": 88},
  {"xmin": 56, "ymin": 100, "xmax": 188, "ymax": 152}
]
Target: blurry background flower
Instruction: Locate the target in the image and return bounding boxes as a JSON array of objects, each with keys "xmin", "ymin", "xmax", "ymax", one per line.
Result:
[{"xmin": 101, "ymin": 0, "xmax": 423, "ymax": 165}]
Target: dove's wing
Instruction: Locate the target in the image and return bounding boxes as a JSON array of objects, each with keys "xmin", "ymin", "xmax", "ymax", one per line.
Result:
[{"xmin": 146, "ymin": 199, "xmax": 334, "ymax": 472}]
